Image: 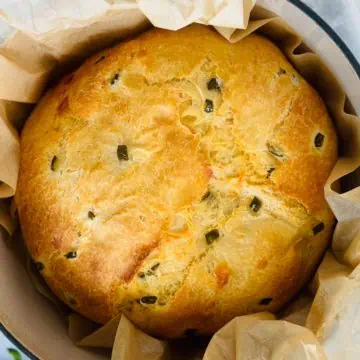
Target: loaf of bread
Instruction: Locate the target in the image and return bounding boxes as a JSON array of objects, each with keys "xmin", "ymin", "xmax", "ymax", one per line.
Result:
[{"xmin": 16, "ymin": 24, "xmax": 337, "ymax": 338}]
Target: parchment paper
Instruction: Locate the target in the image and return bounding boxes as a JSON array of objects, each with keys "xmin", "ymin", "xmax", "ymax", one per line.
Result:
[{"xmin": 0, "ymin": 1, "xmax": 360, "ymax": 359}]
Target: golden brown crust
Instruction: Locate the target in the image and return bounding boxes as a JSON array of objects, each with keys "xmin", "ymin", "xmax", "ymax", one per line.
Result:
[{"xmin": 16, "ymin": 24, "xmax": 337, "ymax": 337}]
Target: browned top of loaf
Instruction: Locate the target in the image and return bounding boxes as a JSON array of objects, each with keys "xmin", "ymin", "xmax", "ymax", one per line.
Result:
[{"xmin": 16, "ymin": 24, "xmax": 337, "ymax": 338}]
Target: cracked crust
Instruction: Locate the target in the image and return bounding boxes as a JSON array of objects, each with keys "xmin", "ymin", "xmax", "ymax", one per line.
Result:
[{"xmin": 16, "ymin": 24, "xmax": 337, "ymax": 338}]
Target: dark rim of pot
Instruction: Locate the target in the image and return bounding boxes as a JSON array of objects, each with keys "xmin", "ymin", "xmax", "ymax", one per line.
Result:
[{"xmin": 0, "ymin": 323, "xmax": 38, "ymax": 359}]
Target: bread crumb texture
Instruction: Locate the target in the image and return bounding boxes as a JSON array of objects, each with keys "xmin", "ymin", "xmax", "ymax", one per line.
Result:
[{"xmin": 16, "ymin": 24, "xmax": 337, "ymax": 338}]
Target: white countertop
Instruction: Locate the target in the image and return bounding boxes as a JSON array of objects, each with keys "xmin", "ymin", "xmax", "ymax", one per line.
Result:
[{"xmin": 302, "ymin": 0, "xmax": 360, "ymax": 59}]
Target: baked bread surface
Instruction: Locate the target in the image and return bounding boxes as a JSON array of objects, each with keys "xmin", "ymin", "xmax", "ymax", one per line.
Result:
[{"xmin": 16, "ymin": 24, "xmax": 337, "ymax": 338}]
